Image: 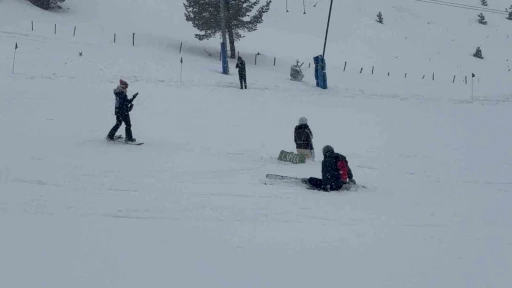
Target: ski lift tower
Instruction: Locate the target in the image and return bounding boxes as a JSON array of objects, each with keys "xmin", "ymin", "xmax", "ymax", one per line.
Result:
[{"xmin": 220, "ymin": 0, "xmax": 230, "ymax": 75}]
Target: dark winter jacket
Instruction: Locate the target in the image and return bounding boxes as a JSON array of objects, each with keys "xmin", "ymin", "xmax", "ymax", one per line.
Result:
[
  {"xmin": 113, "ymin": 86, "xmax": 133, "ymax": 115},
  {"xmin": 236, "ymin": 59, "xmax": 246, "ymax": 77},
  {"xmin": 294, "ymin": 124, "xmax": 314, "ymax": 150},
  {"xmin": 321, "ymin": 151, "xmax": 353, "ymax": 191}
]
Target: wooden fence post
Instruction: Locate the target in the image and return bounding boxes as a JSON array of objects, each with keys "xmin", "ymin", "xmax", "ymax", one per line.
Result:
[
  {"xmin": 179, "ymin": 42, "xmax": 183, "ymax": 53},
  {"xmin": 132, "ymin": 33, "xmax": 135, "ymax": 46},
  {"xmin": 31, "ymin": 21, "xmax": 34, "ymax": 31},
  {"xmin": 274, "ymin": 57, "xmax": 276, "ymax": 66},
  {"xmin": 372, "ymin": 66, "xmax": 374, "ymax": 74},
  {"xmin": 360, "ymin": 67, "xmax": 363, "ymax": 73},
  {"xmin": 343, "ymin": 61, "xmax": 347, "ymax": 71},
  {"xmin": 254, "ymin": 54, "xmax": 257, "ymax": 65},
  {"xmin": 432, "ymin": 73, "xmax": 435, "ymax": 80},
  {"xmin": 405, "ymin": 73, "xmax": 407, "ymax": 78},
  {"xmin": 73, "ymin": 26, "xmax": 76, "ymax": 37},
  {"xmin": 452, "ymin": 75, "xmax": 456, "ymax": 83},
  {"xmin": 114, "ymin": 34, "xmax": 116, "ymax": 43},
  {"xmin": 54, "ymin": 24, "xmax": 56, "ymax": 34}
]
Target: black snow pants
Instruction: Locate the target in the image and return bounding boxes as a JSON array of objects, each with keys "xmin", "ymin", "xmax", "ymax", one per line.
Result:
[
  {"xmin": 307, "ymin": 177, "xmax": 343, "ymax": 192},
  {"xmin": 239, "ymin": 74, "xmax": 247, "ymax": 89},
  {"xmin": 107, "ymin": 113, "xmax": 134, "ymax": 140}
]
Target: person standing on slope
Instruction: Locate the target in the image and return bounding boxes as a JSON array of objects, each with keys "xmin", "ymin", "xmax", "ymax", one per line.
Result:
[
  {"xmin": 294, "ymin": 117, "xmax": 315, "ymax": 160},
  {"xmin": 305, "ymin": 145, "xmax": 356, "ymax": 192},
  {"xmin": 236, "ymin": 56, "xmax": 247, "ymax": 89},
  {"xmin": 106, "ymin": 79, "xmax": 138, "ymax": 142}
]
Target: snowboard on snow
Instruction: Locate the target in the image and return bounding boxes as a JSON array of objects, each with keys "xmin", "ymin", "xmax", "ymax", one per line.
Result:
[
  {"xmin": 277, "ymin": 150, "xmax": 307, "ymax": 164},
  {"xmin": 107, "ymin": 135, "xmax": 144, "ymax": 145},
  {"xmin": 265, "ymin": 174, "xmax": 367, "ymax": 191}
]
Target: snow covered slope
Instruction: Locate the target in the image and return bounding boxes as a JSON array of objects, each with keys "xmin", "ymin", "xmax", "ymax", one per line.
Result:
[{"xmin": 1, "ymin": 0, "xmax": 512, "ymax": 287}]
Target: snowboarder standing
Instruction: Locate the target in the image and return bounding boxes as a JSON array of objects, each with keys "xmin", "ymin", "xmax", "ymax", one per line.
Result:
[
  {"xmin": 236, "ymin": 56, "xmax": 247, "ymax": 89},
  {"xmin": 106, "ymin": 79, "xmax": 138, "ymax": 142},
  {"xmin": 294, "ymin": 117, "xmax": 315, "ymax": 160},
  {"xmin": 305, "ymin": 145, "xmax": 356, "ymax": 192}
]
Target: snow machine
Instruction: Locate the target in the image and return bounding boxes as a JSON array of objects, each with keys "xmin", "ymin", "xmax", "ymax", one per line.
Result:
[{"xmin": 290, "ymin": 60, "xmax": 305, "ymax": 82}]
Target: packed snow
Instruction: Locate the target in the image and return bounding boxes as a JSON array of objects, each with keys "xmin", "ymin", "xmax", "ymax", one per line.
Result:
[{"xmin": 1, "ymin": 0, "xmax": 511, "ymax": 287}]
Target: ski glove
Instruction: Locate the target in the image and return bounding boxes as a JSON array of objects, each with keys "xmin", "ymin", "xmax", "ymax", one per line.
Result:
[
  {"xmin": 348, "ymin": 179, "xmax": 356, "ymax": 185},
  {"xmin": 128, "ymin": 104, "xmax": 134, "ymax": 112}
]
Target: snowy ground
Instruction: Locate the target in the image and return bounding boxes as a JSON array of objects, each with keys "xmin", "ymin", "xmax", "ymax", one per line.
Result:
[{"xmin": 1, "ymin": 0, "xmax": 512, "ymax": 287}]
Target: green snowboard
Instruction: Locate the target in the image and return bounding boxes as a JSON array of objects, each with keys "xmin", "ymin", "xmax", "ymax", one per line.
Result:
[{"xmin": 277, "ymin": 150, "xmax": 307, "ymax": 164}]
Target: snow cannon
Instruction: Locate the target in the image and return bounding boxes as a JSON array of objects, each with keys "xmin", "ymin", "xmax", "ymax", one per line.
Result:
[{"xmin": 290, "ymin": 60, "xmax": 305, "ymax": 82}]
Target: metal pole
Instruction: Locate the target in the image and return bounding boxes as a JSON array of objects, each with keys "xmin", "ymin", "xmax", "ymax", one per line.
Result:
[
  {"xmin": 219, "ymin": 0, "xmax": 229, "ymax": 75},
  {"xmin": 322, "ymin": 0, "xmax": 334, "ymax": 58},
  {"xmin": 471, "ymin": 76, "xmax": 474, "ymax": 101}
]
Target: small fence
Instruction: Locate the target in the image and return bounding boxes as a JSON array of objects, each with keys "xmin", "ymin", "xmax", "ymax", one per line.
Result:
[{"xmin": 13, "ymin": 20, "xmax": 512, "ymax": 87}]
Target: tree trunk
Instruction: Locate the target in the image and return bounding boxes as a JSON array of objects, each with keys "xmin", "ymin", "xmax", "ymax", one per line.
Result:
[
  {"xmin": 227, "ymin": 28, "xmax": 236, "ymax": 59},
  {"xmin": 225, "ymin": 0, "xmax": 237, "ymax": 59}
]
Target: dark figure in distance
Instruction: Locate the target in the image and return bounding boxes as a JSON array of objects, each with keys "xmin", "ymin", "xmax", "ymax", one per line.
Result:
[{"xmin": 236, "ymin": 56, "xmax": 247, "ymax": 89}]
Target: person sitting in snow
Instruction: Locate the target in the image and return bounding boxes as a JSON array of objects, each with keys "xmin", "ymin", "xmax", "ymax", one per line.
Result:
[
  {"xmin": 294, "ymin": 117, "xmax": 315, "ymax": 160},
  {"xmin": 305, "ymin": 145, "xmax": 356, "ymax": 192},
  {"xmin": 106, "ymin": 79, "xmax": 138, "ymax": 142}
]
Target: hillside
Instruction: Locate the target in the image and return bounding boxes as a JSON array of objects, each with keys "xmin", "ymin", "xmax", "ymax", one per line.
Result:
[
  {"xmin": 1, "ymin": 0, "xmax": 512, "ymax": 287},
  {"xmin": 2, "ymin": 0, "xmax": 512, "ymax": 97}
]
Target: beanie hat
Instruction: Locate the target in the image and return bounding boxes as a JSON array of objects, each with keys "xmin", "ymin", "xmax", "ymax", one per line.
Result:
[
  {"xmin": 120, "ymin": 79, "xmax": 129, "ymax": 88},
  {"xmin": 322, "ymin": 145, "xmax": 334, "ymax": 156},
  {"xmin": 298, "ymin": 117, "xmax": 308, "ymax": 125}
]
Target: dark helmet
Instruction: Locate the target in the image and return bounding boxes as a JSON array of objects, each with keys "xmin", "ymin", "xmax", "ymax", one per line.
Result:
[{"xmin": 322, "ymin": 145, "xmax": 334, "ymax": 156}]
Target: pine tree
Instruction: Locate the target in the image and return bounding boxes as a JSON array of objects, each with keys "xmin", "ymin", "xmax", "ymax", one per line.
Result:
[
  {"xmin": 478, "ymin": 13, "xmax": 488, "ymax": 24},
  {"xmin": 508, "ymin": 5, "xmax": 512, "ymax": 20},
  {"xmin": 49, "ymin": 0, "xmax": 65, "ymax": 9},
  {"xmin": 184, "ymin": 0, "xmax": 272, "ymax": 59},
  {"xmin": 481, "ymin": 0, "xmax": 488, "ymax": 6},
  {"xmin": 376, "ymin": 11, "xmax": 384, "ymax": 24},
  {"xmin": 473, "ymin": 46, "xmax": 484, "ymax": 59}
]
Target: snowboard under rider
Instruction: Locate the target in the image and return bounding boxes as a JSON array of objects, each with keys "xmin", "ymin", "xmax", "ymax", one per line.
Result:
[
  {"xmin": 294, "ymin": 117, "xmax": 315, "ymax": 160},
  {"xmin": 305, "ymin": 145, "xmax": 356, "ymax": 192},
  {"xmin": 236, "ymin": 56, "xmax": 247, "ymax": 89},
  {"xmin": 106, "ymin": 79, "xmax": 138, "ymax": 142}
]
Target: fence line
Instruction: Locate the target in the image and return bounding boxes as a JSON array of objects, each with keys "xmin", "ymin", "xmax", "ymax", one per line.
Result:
[{"xmin": 22, "ymin": 21, "xmax": 511, "ymax": 85}]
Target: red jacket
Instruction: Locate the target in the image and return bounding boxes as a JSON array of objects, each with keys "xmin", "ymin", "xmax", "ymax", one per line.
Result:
[{"xmin": 337, "ymin": 159, "xmax": 350, "ymax": 183}]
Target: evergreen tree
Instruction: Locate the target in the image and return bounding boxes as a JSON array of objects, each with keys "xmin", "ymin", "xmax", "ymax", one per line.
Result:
[
  {"xmin": 184, "ymin": 0, "xmax": 272, "ymax": 59},
  {"xmin": 28, "ymin": 0, "xmax": 64, "ymax": 10},
  {"xmin": 473, "ymin": 46, "xmax": 484, "ymax": 59},
  {"xmin": 478, "ymin": 13, "xmax": 488, "ymax": 24},
  {"xmin": 49, "ymin": 0, "xmax": 65, "ymax": 9},
  {"xmin": 376, "ymin": 11, "xmax": 384, "ymax": 24},
  {"xmin": 508, "ymin": 5, "xmax": 512, "ymax": 20},
  {"xmin": 481, "ymin": 0, "xmax": 488, "ymax": 6}
]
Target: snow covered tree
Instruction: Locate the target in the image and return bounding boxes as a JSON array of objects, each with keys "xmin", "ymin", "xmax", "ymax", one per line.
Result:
[
  {"xmin": 376, "ymin": 11, "xmax": 384, "ymax": 24},
  {"xmin": 184, "ymin": 0, "xmax": 272, "ymax": 59},
  {"xmin": 473, "ymin": 46, "xmax": 484, "ymax": 59},
  {"xmin": 478, "ymin": 13, "xmax": 488, "ymax": 25},
  {"xmin": 49, "ymin": 0, "xmax": 66, "ymax": 9},
  {"xmin": 27, "ymin": 0, "xmax": 65, "ymax": 10},
  {"xmin": 481, "ymin": 0, "xmax": 488, "ymax": 6},
  {"xmin": 508, "ymin": 5, "xmax": 512, "ymax": 20}
]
